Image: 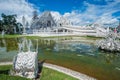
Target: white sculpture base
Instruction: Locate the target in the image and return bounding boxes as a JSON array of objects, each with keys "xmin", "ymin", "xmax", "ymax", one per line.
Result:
[{"xmin": 12, "ymin": 51, "xmax": 38, "ymax": 79}]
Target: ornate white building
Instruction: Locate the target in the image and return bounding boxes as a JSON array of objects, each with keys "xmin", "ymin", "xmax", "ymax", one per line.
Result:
[
  {"xmin": 31, "ymin": 11, "xmax": 56, "ymax": 30},
  {"xmin": 23, "ymin": 11, "xmax": 110, "ymax": 37}
]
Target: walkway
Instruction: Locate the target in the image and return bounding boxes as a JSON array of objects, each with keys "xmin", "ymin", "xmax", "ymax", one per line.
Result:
[
  {"xmin": 0, "ymin": 62, "xmax": 96, "ymax": 80},
  {"xmin": 43, "ymin": 63, "xmax": 96, "ymax": 80}
]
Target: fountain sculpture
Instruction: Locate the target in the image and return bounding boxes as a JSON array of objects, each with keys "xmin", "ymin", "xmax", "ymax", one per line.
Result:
[
  {"xmin": 11, "ymin": 38, "xmax": 38, "ymax": 79},
  {"xmin": 97, "ymin": 32, "xmax": 120, "ymax": 52}
]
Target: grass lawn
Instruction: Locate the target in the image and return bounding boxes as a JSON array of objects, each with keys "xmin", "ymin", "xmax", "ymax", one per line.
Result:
[
  {"xmin": 0, "ymin": 34, "xmax": 20, "ymax": 38},
  {"xmin": 40, "ymin": 67, "xmax": 78, "ymax": 80},
  {"xmin": 25, "ymin": 35, "xmax": 102, "ymax": 39},
  {"xmin": 0, "ymin": 34, "xmax": 103, "ymax": 40},
  {"xmin": 82, "ymin": 35, "xmax": 103, "ymax": 40},
  {"xmin": 0, "ymin": 65, "xmax": 78, "ymax": 80}
]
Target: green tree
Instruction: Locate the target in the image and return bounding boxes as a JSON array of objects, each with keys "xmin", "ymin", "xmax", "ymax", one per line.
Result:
[
  {"xmin": 0, "ymin": 13, "xmax": 23, "ymax": 34},
  {"xmin": 0, "ymin": 20, "xmax": 3, "ymax": 32}
]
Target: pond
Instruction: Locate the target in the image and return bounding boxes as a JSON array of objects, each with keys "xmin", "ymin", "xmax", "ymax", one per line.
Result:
[{"xmin": 0, "ymin": 37, "xmax": 120, "ymax": 80}]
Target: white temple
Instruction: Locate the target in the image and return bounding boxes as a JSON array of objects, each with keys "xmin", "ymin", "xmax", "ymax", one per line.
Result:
[
  {"xmin": 22, "ymin": 11, "xmax": 110, "ymax": 37},
  {"xmin": 31, "ymin": 11, "xmax": 56, "ymax": 30}
]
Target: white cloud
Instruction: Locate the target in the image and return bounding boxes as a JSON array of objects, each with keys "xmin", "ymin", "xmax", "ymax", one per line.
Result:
[
  {"xmin": 0, "ymin": 0, "xmax": 38, "ymax": 24},
  {"xmin": 63, "ymin": 0, "xmax": 120, "ymax": 26},
  {"xmin": 0, "ymin": 0, "xmax": 119, "ymax": 27}
]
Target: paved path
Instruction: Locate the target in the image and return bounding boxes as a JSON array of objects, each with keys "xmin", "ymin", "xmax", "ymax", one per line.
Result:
[
  {"xmin": 43, "ymin": 63, "xmax": 96, "ymax": 80},
  {"xmin": 0, "ymin": 62, "xmax": 96, "ymax": 80}
]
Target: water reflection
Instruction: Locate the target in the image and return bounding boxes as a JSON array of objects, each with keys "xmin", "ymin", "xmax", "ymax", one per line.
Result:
[
  {"xmin": 37, "ymin": 39, "xmax": 56, "ymax": 51},
  {"xmin": 0, "ymin": 37, "xmax": 120, "ymax": 64},
  {"xmin": 54, "ymin": 42, "xmax": 98, "ymax": 56},
  {"xmin": 0, "ymin": 37, "xmax": 120, "ymax": 80},
  {"xmin": 0, "ymin": 38, "xmax": 18, "ymax": 61},
  {"xmin": 0, "ymin": 39, "xmax": 6, "ymax": 52},
  {"xmin": 101, "ymin": 52, "xmax": 120, "ymax": 64},
  {"xmin": 0, "ymin": 38, "xmax": 18, "ymax": 52},
  {"xmin": 36, "ymin": 38, "xmax": 120, "ymax": 66}
]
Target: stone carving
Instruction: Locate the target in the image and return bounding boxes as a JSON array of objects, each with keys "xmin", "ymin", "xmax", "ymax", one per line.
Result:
[
  {"xmin": 11, "ymin": 38, "xmax": 38, "ymax": 79},
  {"xmin": 97, "ymin": 32, "xmax": 120, "ymax": 52}
]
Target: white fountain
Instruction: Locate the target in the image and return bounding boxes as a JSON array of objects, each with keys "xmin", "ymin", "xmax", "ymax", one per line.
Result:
[
  {"xmin": 97, "ymin": 32, "xmax": 120, "ymax": 52},
  {"xmin": 11, "ymin": 38, "xmax": 38, "ymax": 79}
]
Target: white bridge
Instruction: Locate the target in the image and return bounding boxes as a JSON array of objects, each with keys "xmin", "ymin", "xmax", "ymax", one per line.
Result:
[{"xmin": 26, "ymin": 25, "xmax": 109, "ymax": 37}]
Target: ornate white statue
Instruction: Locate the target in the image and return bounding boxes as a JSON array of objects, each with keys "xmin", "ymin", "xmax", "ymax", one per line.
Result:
[
  {"xmin": 12, "ymin": 38, "xmax": 38, "ymax": 79},
  {"xmin": 97, "ymin": 32, "xmax": 120, "ymax": 52}
]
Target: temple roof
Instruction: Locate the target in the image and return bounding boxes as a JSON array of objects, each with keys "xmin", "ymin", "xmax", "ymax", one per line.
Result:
[
  {"xmin": 30, "ymin": 11, "xmax": 71, "ymax": 29},
  {"xmin": 31, "ymin": 11, "xmax": 56, "ymax": 29},
  {"xmin": 38, "ymin": 11, "xmax": 56, "ymax": 24}
]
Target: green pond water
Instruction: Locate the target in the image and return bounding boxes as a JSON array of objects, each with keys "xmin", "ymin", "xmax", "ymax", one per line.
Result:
[{"xmin": 0, "ymin": 37, "xmax": 120, "ymax": 80}]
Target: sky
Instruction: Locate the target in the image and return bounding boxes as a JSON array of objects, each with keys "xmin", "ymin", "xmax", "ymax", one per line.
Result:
[{"xmin": 0, "ymin": 0, "xmax": 120, "ymax": 26}]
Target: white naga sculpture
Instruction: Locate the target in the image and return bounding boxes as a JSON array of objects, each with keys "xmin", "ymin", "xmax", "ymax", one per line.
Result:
[
  {"xmin": 12, "ymin": 38, "xmax": 38, "ymax": 79},
  {"xmin": 97, "ymin": 32, "xmax": 120, "ymax": 52}
]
